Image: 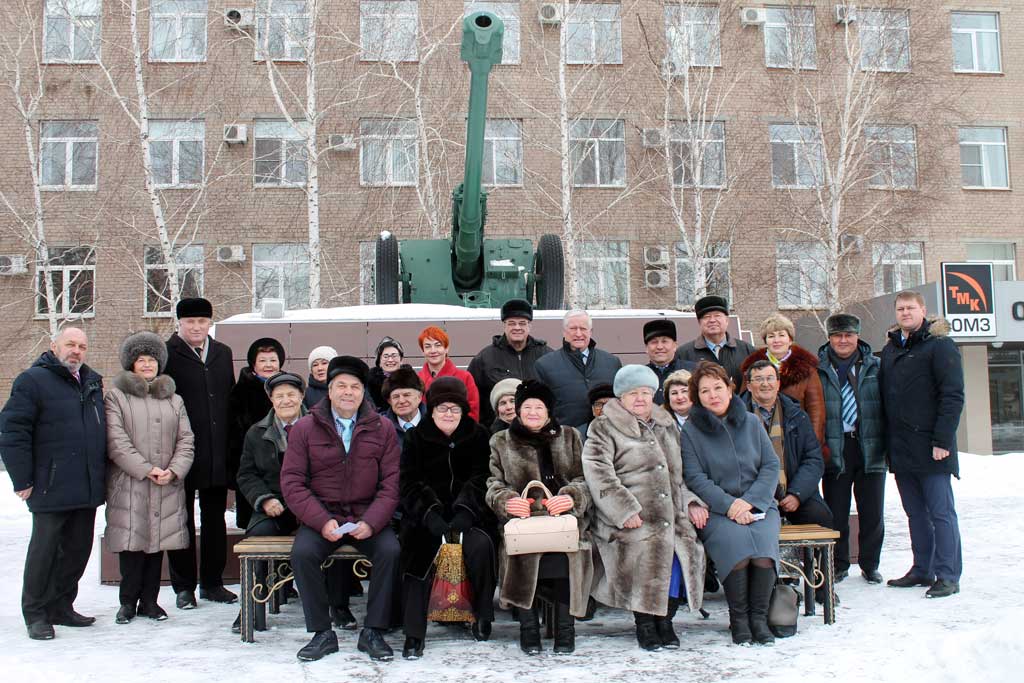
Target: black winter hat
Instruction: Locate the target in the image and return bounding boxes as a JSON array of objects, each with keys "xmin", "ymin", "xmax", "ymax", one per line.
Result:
[
  {"xmin": 643, "ymin": 318, "xmax": 677, "ymax": 344},
  {"xmin": 265, "ymin": 371, "xmax": 306, "ymax": 396},
  {"xmin": 694, "ymin": 295, "xmax": 729, "ymax": 319},
  {"xmin": 501, "ymin": 298, "xmax": 534, "ymax": 321},
  {"xmin": 826, "ymin": 313, "xmax": 862, "ymax": 336},
  {"xmin": 247, "ymin": 337, "xmax": 286, "ymax": 369},
  {"xmin": 327, "ymin": 355, "xmax": 369, "ymax": 385},
  {"xmin": 374, "ymin": 336, "xmax": 405, "ymax": 367},
  {"xmin": 176, "ymin": 297, "xmax": 213, "ymax": 320},
  {"xmin": 587, "ymin": 383, "xmax": 615, "ymax": 406},
  {"xmin": 426, "ymin": 376, "xmax": 470, "ymax": 415},
  {"xmin": 382, "ymin": 366, "xmax": 423, "ymax": 398},
  {"xmin": 514, "ymin": 379, "xmax": 556, "ymax": 415},
  {"xmin": 119, "ymin": 331, "xmax": 168, "ymax": 372}
]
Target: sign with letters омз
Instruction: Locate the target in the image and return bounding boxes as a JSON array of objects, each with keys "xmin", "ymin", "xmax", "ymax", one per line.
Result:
[{"xmin": 941, "ymin": 262, "xmax": 996, "ymax": 337}]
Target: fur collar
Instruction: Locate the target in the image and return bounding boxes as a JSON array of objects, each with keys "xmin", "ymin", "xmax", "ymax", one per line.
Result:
[
  {"xmin": 741, "ymin": 344, "xmax": 819, "ymax": 388},
  {"xmin": 686, "ymin": 395, "xmax": 749, "ymax": 434},
  {"xmin": 508, "ymin": 417, "xmax": 562, "ymax": 446},
  {"xmin": 113, "ymin": 370, "xmax": 176, "ymax": 400},
  {"xmin": 886, "ymin": 316, "xmax": 951, "ymax": 344},
  {"xmin": 600, "ymin": 396, "xmax": 675, "ymax": 438}
]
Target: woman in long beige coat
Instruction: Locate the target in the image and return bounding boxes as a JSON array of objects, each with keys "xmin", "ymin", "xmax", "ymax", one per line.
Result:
[{"xmin": 105, "ymin": 331, "xmax": 194, "ymax": 625}]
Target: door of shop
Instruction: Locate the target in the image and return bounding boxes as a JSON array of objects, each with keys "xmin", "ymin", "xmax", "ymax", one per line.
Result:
[{"xmin": 989, "ymin": 345, "xmax": 1024, "ymax": 453}]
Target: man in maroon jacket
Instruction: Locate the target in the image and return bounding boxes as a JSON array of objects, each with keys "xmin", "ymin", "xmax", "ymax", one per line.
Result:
[{"xmin": 281, "ymin": 355, "xmax": 401, "ymax": 662}]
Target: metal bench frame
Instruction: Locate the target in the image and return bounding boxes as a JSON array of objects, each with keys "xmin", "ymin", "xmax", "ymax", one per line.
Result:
[{"xmin": 779, "ymin": 524, "xmax": 840, "ymax": 625}]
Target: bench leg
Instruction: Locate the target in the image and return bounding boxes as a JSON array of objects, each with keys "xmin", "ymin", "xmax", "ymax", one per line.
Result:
[
  {"xmin": 802, "ymin": 547, "xmax": 816, "ymax": 617},
  {"xmin": 240, "ymin": 557, "xmax": 255, "ymax": 643},
  {"xmin": 823, "ymin": 544, "xmax": 836, "ymax": 625},
  {"xmin": 268, "ymin": 560, "xmax": 281, "ymax": 616}
]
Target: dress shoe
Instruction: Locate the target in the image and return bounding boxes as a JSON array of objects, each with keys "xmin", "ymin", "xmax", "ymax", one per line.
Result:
[
  {"xmin": 471, "ymin": 619, "xmax": 492, "ymax": 641},
  {"xmin": 27, "ymin": 622, "xmax": 55, "ymax": 640},
  {"xmin": 926, "ymin": 579, "xmax": 960, "ymax": 599},
  {"xmin": 862, "ymin": 569, "xmax": 883, "ymax": 584},
  {"xmin": 297, "ymin": 630, "xmax": 339, "ymax": 662},
  {"xmin": 175, "ymin": 590, "xmax": 197, "ymax": 610},
  {"xmin": 115, "ymin": 605, "xmax": 137, "ymax": 624},
  {"xmin": 138, "ymin": 602, "xmax": 168, "ymax": 621},
  {"xmin": 887, "ymin": 572, "xmax": 933, "ymax": 588},
  {"xmin": 50, "ymin": 609, "xmax": 95, "ymax": 627},
  {"xmin": 402, "ymin": 636, "xmax": 424, "ymax": 660},
  {"xmin": 357, "ymin": 628, "xmax": 394, "ymax": 662},
  {"xmin": 199, "ymin": 586, "xmax": 238, "ymax": 604},
  {"xmin": 330, "ymin": 605, "xmax": 358, "ymax": 631},
  {"xmin": 231, "ymin": 614, "xmax": 241, "ymax": 634}
]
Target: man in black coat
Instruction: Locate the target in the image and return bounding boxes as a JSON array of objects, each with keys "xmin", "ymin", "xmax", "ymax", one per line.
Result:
[
  {"xmin": 643, "ymin": 319, "xmax": 696, "ymax": 405},
  {"xmin": 468, "ymin": 299, "xmax": 553, "ymax": 426},
  {"xmin": 880, "ymin": 291, "xmax": 965, "ymax": 599},
  {"xmin": 163, "ymin": 297, "xmax": 238, "ymax": 608},
  {"xmin": 675, "ymin": 295, "xmax": 755, "ymax": 392},
  {"xmin": 0, "ymin": 327, "xmax": 106, "ymax": 640}
]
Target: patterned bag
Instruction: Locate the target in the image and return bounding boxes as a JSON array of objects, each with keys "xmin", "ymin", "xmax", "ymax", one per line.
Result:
[{"xmin": 426, "ymin": 536, "xmax": 475, "ymax": 623}]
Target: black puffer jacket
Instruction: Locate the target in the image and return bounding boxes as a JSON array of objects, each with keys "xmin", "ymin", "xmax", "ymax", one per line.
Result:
[
  {"xmin": 303, "ymin": 374, "xmax": 328, "ymax": 410},
  {"xmin": 468, "ymin": 335, "xmax": 553, "ymax": 425},
  {"xmin": 367, "ymin": 363, "xmax": 414, "ymax": 412}
]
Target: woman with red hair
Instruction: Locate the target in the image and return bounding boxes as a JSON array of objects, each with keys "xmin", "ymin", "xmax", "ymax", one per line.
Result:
[{"xmin": 416, "ymin": 326, "xmax": 481, "ymax": 421}]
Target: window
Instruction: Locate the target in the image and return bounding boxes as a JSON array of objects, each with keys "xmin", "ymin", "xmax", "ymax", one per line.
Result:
[
  {"xmin": 359, "ymin": 241, "xmax": 376, "ymax": 304},
  {"xmin": 865, "ymin": 125, "xmax": 917, "ymax": 189},
  {"xmin": 144, "ymin": 245, "xmax": 203, "ymax": 316},
  {"xmin": 253, "ymin": 244, "xmax": 309, "ymax": 310},
  {"xmin": 360, "ymin": 1, "xmax": 418, "ymax": 62},
  {"xmin": 35, "ymin": 246, "xmax": 96, "ymax": 319},
  {"xmin": 952, "ymin": 12, "xmax": 1001, "ymax": 73},
  {"xmin": 256, "ymin": 0, "xmax": 308, "ymax": 61},
  {"xmin": 483, "ymin": 119, "xmax": 522, "ymax": 186},
  {"xmin": 670, "ymin": 120, "xmax": 725, "ymax": 188},
  {"xmin": 465, "ymin": 1, "xmax": 519, "ymax": 64},
  {"xmin": 959, "ymin": 127, "xmax": 1008, "ymax": 189},
  {"xmin": 254, "ymin": 120, "xmax": 309, "ymax": 187},
  {"xmin": 150, "ymin": 0, "xmax": 207, "ymax": 62},
  {"xmin": 777, "ymin": 241, "xmax": 827, "ymax": 308},
  {"xmin": 571, "ymin": 119, "xmax": 625, "ymax": 187},
  {"xmin": 44, "ymin": 0, "xmax": 101, "ymax": 63},
  {"xmin": 40, "ymin": 121, "xmax": 98, "ymax": 190},
  {"xmin": 149, "ymin": 120, "xmax": 204, "ymax": 188},
  {"xmin": 675, "ymin": 242, "xmax": 731, "ymax": 307},
  {"xmin": 967, "ymin": 242, "xmax": 1016, "ymax": 281},
  {"xmin": 360, "ymin": 119, "xmax": 417, "ymax": 186},
  {"xmin": 770, "ymin": 124, "xmax": 822, "ymax": 188},
  {"xmin": 764, "ymin": 6, "xmax": 816, "ymax": 69},
  {"xmin": 566, "ymin": 3, "xmax": 622, "ymax": 65},
  {"xmin": 664, "ymin": 4, "xmax": 720, "ymax": 69},
  {"xmin": 859, "ymin": 9, "xmax": 909, "ymax": 72},
  {"xmin": 577, "ymin": 241, "xmax": 630, "ymax": 308},
  {"xmin": 872, "ymin": 241, "xmax": 924, "ymax": 295}
]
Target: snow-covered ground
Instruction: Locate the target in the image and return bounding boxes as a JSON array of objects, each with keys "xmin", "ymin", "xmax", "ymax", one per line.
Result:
[{"xmin": 1, "ymin": 453, "xmax": 1020, "ymax": 683}]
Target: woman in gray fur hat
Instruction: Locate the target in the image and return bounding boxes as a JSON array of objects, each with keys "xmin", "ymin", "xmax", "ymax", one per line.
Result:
[{"xmin": 104, "ymin": 331, "xmax": 195, "ymax": 625}]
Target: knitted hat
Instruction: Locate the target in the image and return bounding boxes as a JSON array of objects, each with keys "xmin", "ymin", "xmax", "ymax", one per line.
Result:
[
  {"xmin": 247, "ymin": 337, "xmax": 285, "ymax": 369},
  {"xmin": 501, "ymin": 299, "xmax": 533, "ymax": 321},
  {"xmin": 327, "ymin": 355, "xmax": 369, "ymax": 385},
  {"xmin": 587, "ymin": 382, "xmax": 615, "ymax": 406},
  {"xmin": 489, "ymin": 378, "xmax": 522, "ymax": 413},
  {"xmin": 643, "ymin": 319, "xmax": 677, "ymax": 344},
  {"xmin": 514, "ymin": 379, "xmax": 555, "ymax": 415},
  {"xmin": 382, "ymin": 366, "xmax": 423, "ymax": 398},
  {"xmin": 826, "ymin": 313, "xmax": 862, "ymax": 336},
  {"xmin": 176, "ymin": 297, "xmax": 213, "ymax": 320},
  {"xmin": 426, "ymin": 376, "xmax": 470, "ymax": 415},
  {"xmin": 694, "ymin": 295, "xmax": 729, "ymax": 319},
  {"xmin": 119, "ymin": 331, "xmax": 168, "ymax": 372},
  {"xmin": 307, "ymin": 345, "xmax": 337, "ymax": 371},
  {"xmin": 613, "ymin": 364, "xmax": 660, "ymax": 397},
  {"xmin": 265, "ymin": 371, "xmax": 305, "ymax": 396},
  {"xmin": 374, "ymin": 336, "xmax": 405, "ymax": 367}
]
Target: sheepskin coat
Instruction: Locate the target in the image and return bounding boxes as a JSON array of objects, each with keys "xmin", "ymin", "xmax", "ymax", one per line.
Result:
[
  {"xmin": 740, "ymin": 344, "xmax": 826, "ymax": 448},
  {"xmin": 582, "ymin": 399, "xmax": 706, "ymax": 616},
  {"xmin": 104, "ymin": 372, "xmax": 195, "ymax": 554},
  {"xmin": 486, "ymin": 422, "xmax": 595, "ymax": 618}
]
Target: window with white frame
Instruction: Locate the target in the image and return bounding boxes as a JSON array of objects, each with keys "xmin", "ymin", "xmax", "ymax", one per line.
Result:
[
  {"xmin": 149, "ymin": 120, "xmax": 204, "ymax": 188},
  {"xmin": 144, "ymin": 244, "xmax": 203, "ymax": 315},
  {"xmin": 770, "ymin": 123, "xmax": 823, "ymax": 188},
  {"xmin": 859, "ymin": 8, "xmax": 909, "ymax": 72},
  {"xmin": 252, "ymin": 244, "xmax": 309, "ymax": 310},
  {"xmin": 664, "ymin": 4, "xmax": 720, "ymax": 69},
  {"xmin": 671, "ymin": 120, "xmax": 725, "ymax": 188},
  {"xmin": 150, "ymin": 0, "xmax": 207, "ymax": 62},
  {"xmin": 577, "ymin": 241, "xmax": 630, "ymax": 308},
  {"xmin": 465, "ymin": 1, "xmax": 519, "ymax": 64},
  {"xmin": 35, "ymin": 246, "xmax": 96, "ymax": 319},
  {"xmin": 359, "ymin": 241, "xmax": 376, "ymax": 304},
  {"xmin": 566, "ymin": 3, "xmax": 622, "ymax": 65},
  {"xmin": 865, "ymin": 124, "xmax": 917, "ymax": 190},
  {"xmin": 952, "ymin": 12, "xmax": 1001, "ymax": 73},
  {"xmin": 360, "ymin": 1, "xmax": 418, "ymax": 62},
  {"xmin": 959, "ymin": 127, "xmax": 1008, "ymax": 189},
  {"xmin": 776, "ymin": 241, "xmax": 827, "ymax": 308},
  {"xmin": 256, "ymin": 0, "xmax": 308, "ymax": 61},
  {"xmin": 44, "ymin": 0, "xmax": 101, "ymax": 63},
  {"xmin": 254, "ymin": 120, "xmax": 309, "ymax": 187},
  {"xmin": 571, "ymin": 119, "xmax": 625, "ymax": 187},
  {"xmin": 675, "ymin": 242, "xmax": 731, "ymax": 307},
  {"xmin": 764, "ymin": 6, "xmax": 816, "ymax": 69},
  {"xmin": 483, "ymin": 119, "xmax": 523, "ymax": 186},
  {"xmin": 360, "ymin": 119, "xmax": 417, "ymax": 186},
  {"xmin": 40, "ymin": 121, "xmax": 98, "ymax": 191},
  {"xmin": 967, "ymin": 242, "xmax": 1017, "ymax": 282},
  {"xmin": 872, "ymin": 241, "xmax": 924, "ymax": 295}
]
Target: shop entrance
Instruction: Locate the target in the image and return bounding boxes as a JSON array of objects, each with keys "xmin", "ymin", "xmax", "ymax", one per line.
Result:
[{"xmin": 989, "ymin": 345, "xmax": 1024, "ymax": 453}]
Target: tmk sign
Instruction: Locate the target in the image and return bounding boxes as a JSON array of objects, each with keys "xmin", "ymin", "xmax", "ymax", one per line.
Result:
[{"xmin": 941, "ymin": 262, "xmax": 996, "ymax": 337}]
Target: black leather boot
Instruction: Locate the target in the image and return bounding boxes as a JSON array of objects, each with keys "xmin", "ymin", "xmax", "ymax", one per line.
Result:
[
  {"xmin": 634, "ymin": 612, "xmax": 663, "ymax": 651},
  {"xmin": 723, "ymin": 568, "xmax": 753, "ymax": 645},
  {"xmin": 748, "ymin": 566, "xmax": 776, "ymax": 645},
  {"xmin": 654, "ymin": 597, "xmax": 680, "ymax": 649},
  {"xmin": 518, "ymin": 604, "xmax": 542, "ymax": 655},
  {"xmin": 553, "ymin": 602, "xmax": 575, "ymax": 654}
]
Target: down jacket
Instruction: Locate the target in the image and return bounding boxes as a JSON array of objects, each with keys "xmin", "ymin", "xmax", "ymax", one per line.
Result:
[
  {"xmin": 740, "ymin": 344, "xmax": 826, "ymax": 449},
  {"xmin": 104, "ymin": 372, "xmax": 194, "ymax": 554},
  {"xmin": 816, "ymin": 340, "xmax": 887, "ymax": 476},
  {"xmin": 468, "ymin": 334, "xmax": 553, "ymax": 425}
]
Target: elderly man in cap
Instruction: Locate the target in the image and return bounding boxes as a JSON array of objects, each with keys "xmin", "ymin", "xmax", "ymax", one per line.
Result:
[
  {"xmin": 468, "ymin": 299, "xmax": 554, "ymax": 426},
  {"xmin": 281, "ymin": 356, "xmax": 401, "ymax": 662},
  {"xmin": 643, "ymin": 319, "xmax": 696, "ymax": 405},
  {"xmin": 163, "ymin": 297, "xmax": 238, "ymax": 609},
  {"xmin": 676, "ymin": 295, "xmax": 754, "ymax": 392}
]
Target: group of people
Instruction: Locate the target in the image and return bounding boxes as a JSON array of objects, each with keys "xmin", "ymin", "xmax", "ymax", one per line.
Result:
[{"xmin": 0, "ymin": 291, "xmax": 965, "ymax": 664}]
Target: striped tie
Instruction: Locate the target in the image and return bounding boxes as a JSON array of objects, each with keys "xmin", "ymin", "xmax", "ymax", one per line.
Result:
[{"xmin": 841, "ymin": 380, "xmax": 858, "ymax": 430}]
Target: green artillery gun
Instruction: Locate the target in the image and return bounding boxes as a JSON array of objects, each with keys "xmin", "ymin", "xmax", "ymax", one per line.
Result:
[{"xmin": 374, "ymin": 11, "xmax": 564, "ymax": 309}]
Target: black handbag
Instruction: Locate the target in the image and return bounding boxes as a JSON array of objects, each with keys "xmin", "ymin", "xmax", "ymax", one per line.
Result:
[{"xmin": 768, "ymin": 580, "xmax": 800, "ymax": 638}]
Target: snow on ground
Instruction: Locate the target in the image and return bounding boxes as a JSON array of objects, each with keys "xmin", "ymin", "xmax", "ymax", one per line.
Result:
[{"xmin": 0, "ymin": 453, "xmax": 1020, "ymax": 683}]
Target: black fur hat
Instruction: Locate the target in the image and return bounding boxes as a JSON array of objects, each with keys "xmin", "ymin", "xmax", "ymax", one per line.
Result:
[
  {"xmin": 327, "ymin": 355, "xmax": 369, "ymax": 385},
  {"xmin": 426, "ymin": 377, "xmax": 470, "ymax": 415},
  {"xmin": 247, "ymin": 337, "xmax": 285, "ymax": 369},
  {"xmin": 643, "ymin": 318, "xmax": 677, "ymax": 343},
  {"xmin": 514, "ymin": 379, "xmax": 556, "ymax": 415},
  {"xmin": 382, "ymin": 366, "xmax": 423, "ymax": 398},
  {"xmin": 176, "ymin": 297, "xmax": 213, "ymax": 320},
  {"xmin": 500, "ymin": 298, "xmax": 534, "ymax": 321},
  {"xmin": 119, "ymin": 331, "xmax": 168, "ymax": 372}
]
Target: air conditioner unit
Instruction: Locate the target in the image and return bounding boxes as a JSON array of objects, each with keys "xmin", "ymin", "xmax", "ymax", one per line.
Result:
[
  {"xmin": 642, "ymin": 128, "xmax": 666, "ymax": 150},
  {"xmin": 840, "ymin": 234, "xmax": 864, "ymax": 254},
  {"xmin": 216, "ymin": 245, "xmax": 246, "ymax": 263},
  {"xmin": 327, "ymin": 134, "xmax": 356, "ymax": 152},
  {"xmin": 0, "ymin": 255, "xmax": 28, "ymax": 276},
  {"xmin": 224, "ymin": 8, "xmax": 255, "ymax": 30},
  {"xmin": 261, "ymin": 298, "xmax": 286, "ymax": 319},
  {"xmin": 644, "ymin": 269, "xmax": 671, "ymax": 289},
  {"xmin": 834, "ymin": 4, "xmax": 857, "ymax": 24},
  {"xmin": 643, "ymin": 245, "xmax": 671, "ymax": 267},
  {"xmin": 223, "ymin": 124, "xmax": 247, "ymax": 144},
  {"xmin": 538, "ymin": 2, "xmax": 563, "ymax": 25},
  {"xmin": 740, "ymin": 7, "xmax": 767, "ymax": 27}
]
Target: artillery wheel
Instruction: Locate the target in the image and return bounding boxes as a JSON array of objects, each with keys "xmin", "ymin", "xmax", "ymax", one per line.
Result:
[
  {"xmin": 534, "ymin": 234, "xmax": 564, "ymax": 310},
  {"xmin": 375, "ymin": 235, "xmax": 400, "ymax": 304}
]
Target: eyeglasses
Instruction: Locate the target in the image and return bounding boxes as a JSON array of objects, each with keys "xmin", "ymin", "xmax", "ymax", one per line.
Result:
[
  {"xmin": 749, "ymin": 377, "xmax": 777, "ymax": 385},
  {"xmin": 434, "ymin": 405, "xmax": 463, "ymax": 415},
  {"xmin": 380, "ymin": 353, "xmax": 401, "ymax": 361},
  {"xmin": 505, "ymin": 321, "xmax": 530, "ymax": 328}
]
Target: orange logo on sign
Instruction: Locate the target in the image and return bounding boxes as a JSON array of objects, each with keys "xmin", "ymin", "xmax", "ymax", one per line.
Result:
[{"xmin": 946, "ymin": 271, "xmax": 989, "ymax": 312}]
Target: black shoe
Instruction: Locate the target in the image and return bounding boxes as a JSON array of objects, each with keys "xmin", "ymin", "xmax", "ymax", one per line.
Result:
[
  {"xmin": 577, "ymin": 596, "xmax": 599, "ymax": 622},
  {"xmin": 748, "ymin": 566, "xmax": 776, "ymax": 645},
  {"xmin": 472, "ymin": 619, "xmax": 492, "ymax": 641},
  {"xmin": 723, "ymin": 568, "xmax": 753, "ymax": 645},
  {"xmin": 518, "ymin": 605, "xmax": 542, "ymax": 655},
  {"xmin": 835, "ymin": 569, "xmax": 849, "ymax": 583},
  {"xmin": 330, "ymin": 606, "xmax": 358, "ymax": 631},
  {"xmin": 655, "ymin": 597, "xmax": 680, "ymax": 649},
  {"xmin": 231, "ymin": 613, "xmax": 241, "ymax": 634},
  {"xmin": 199, "ymin": 586, "xmax": 238, "ymax": 604},
  {"xmin": 402, "ymin": 636, "xmax": 424, "ymax": 660},
  {"xmin": 50, "ymin": 609, "xmax": 96, "ymax": 627},
  {"xmin": 115, "ymin": 605, "xmax": 136, "ymax": 625},
  {"xmin": 862, "ymin": 569, "xmax": 883, "ymax": 584},
  {"xmin": 357, "ymin": 628, "xmax": 394, "ymax": 661},
  {"xmin": 926, "ymin": 579, "xmax": 960, "ymax": 599},
  {"xmin": 175, "ymin": 590, "xmax": 197, "ymax": 610},
  {"xmin": 297, "ymin": 630, "xmax": 339, "ymax": 662},
  {"xmin": 887, "ymin": 572, "xmax": 933, "ymax": 588},
  {"xmin": 553, "ymin": 603, "xmax": 575, "ymax": 654},
  {"xmin": 27, "ymin": 622, "xmax": 55, "ymax": 640},
  {"xmin": 634, "ymin": 612, "xmax": 663, "ymax": 652},
  {"xmin": 138, "ymin": 602, "xmax": 168, "ymax": 621}
]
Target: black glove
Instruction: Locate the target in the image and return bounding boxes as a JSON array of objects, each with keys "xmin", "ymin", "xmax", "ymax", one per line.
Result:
[
  {"xmin": 424, "ymin": 510, "xmax": 449, "ymax": 537},
  {"xmin": 449, "ymin": 509, "xmax": 474, "ymax": 534}
]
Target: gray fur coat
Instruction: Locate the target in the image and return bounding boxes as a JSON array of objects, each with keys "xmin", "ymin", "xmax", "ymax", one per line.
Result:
[{"xmin": 582, "ymin": 399, "xmax": 706, "ymax": 615}]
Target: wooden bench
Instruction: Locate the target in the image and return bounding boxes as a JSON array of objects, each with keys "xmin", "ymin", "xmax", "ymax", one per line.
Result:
[
  {"xmin": 233, "ymin": 536, "xmax": 371, "ymax": 643},
  {"xmin": 779, "ymin": 523, "xmax": 840, "ymax": 625}
]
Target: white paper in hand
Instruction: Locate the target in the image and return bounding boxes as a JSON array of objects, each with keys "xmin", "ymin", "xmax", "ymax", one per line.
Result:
[{"xmin": 332, "ymin": 522, "xmax": 360, "ymax": 537}]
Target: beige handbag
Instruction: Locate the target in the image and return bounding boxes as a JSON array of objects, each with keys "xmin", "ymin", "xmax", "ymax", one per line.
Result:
[{"xmin": 503, "ymin": 480, "xmax": 579, "ymax": 556}]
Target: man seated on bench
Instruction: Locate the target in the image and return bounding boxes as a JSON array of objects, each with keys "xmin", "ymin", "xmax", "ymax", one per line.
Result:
[{"xmin": 281, "ymin": 356, "xmax": 401, "ymax": 662}]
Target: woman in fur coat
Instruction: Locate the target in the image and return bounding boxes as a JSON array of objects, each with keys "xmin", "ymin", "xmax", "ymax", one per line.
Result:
[{"xmin": 105, "ymin": 332, "xmax": 194, "ymax": 624}]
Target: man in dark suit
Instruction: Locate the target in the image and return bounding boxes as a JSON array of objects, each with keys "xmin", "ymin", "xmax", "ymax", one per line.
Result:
[{"xmin": 676, "ymin": 295, "xmax": 755, "ymax": 392}]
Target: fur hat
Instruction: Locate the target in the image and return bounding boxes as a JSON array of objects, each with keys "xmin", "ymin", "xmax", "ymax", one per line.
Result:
[
  {"xmin": 694, "ymin": 295, "xmax": 729, "ymax": 319},
  {"xmin": 119, "ymin": 331, "xmax": 168, "ymax": 372},
  {"xmin": 327, "ymin": 355, "xmax": 369, "ymax": 385},
  {"xmin": 643, "ymin": 318, "xmax": 677, "ymax": 344},
  {"xmin": 425, "ymin": 377, "xmax": 470, "ymax": 415},
  {"xmin": 587, "ymin": 382, "xmax": 615, "ymax": 406},
  {"xmin": 307, "ymin": 345, "xmax": 337, "ymax": 371},
  {"xmin": 500, "ymin": 299, "xmax": 533, "ymax": 322},
  {"xmin": 515, "ymin": 379, "xmax": 555, "ymax": 415},
  {"xmin": 176, "ymin": 297, "xmax": 212, "ymax": 320},
  {"xmin": 382, "ymin": 366, "xmax": 423, "ymax": 399},
  {"xmin": 490, "ymin": 378, "xmax": 522, "ymax": 413},
  {"xmin": 613, "ymin": 364, "xmax": 660, "ymax": 397},
  {"xmin": 374, "ymin": 336, "xmax": 404, "ymax": 367},
  {"xmin": 247, "ymin": 337, "xmax": 285, "ymax": 369},
  {"xmin": 265, "ymin": 371, "xmax": 305, "ymax": 396},
  {"xmin": 826, "ymin": 313, "xmax": 861, "ymax": 336}
]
